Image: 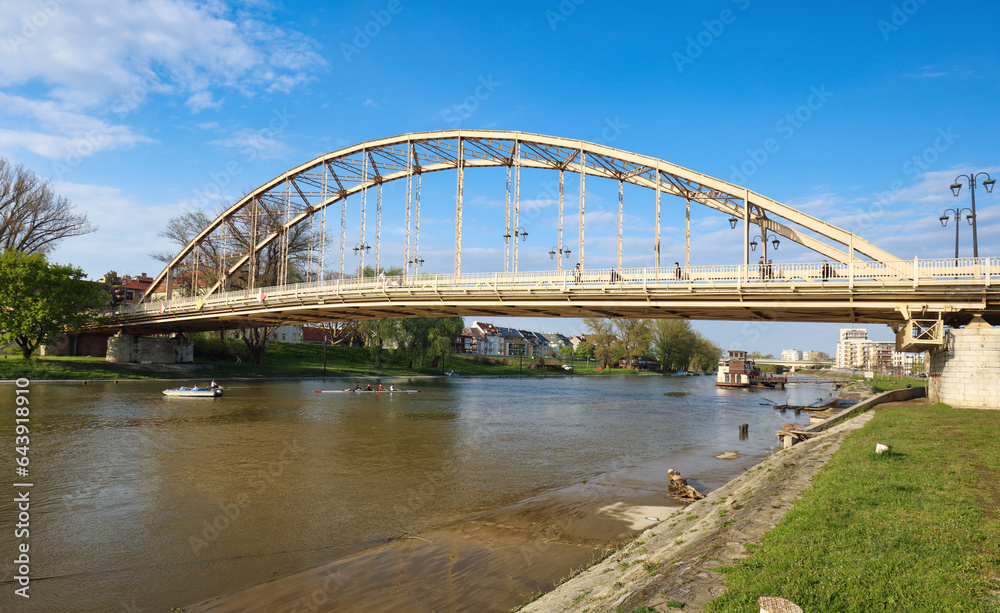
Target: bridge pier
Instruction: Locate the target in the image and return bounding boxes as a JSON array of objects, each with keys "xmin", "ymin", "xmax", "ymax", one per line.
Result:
[
  {"xmin": 106, "ymin": 332, "xmax": 194, "ymax": 364},
  {"xmin": 928, "ymin": 317, "xmax": 1000, "ymax": 409}
]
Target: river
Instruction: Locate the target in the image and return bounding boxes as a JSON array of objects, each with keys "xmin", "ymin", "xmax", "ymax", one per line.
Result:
[{"xmin": 0, "ymin": 374, "xmax": 836, "ymax": 612}]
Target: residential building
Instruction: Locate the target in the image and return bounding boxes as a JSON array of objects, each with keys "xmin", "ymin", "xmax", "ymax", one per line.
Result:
[
  {"xmin": 781, "ymin": 349, "xmax": 802, "ymax": 362},
  {"xmin": 835, "ymin": 327, "xmax": 924, "ymax": 373},
  {"xmin": 268, "ymin": 325, "xmax": 303, "ymax": 343}
]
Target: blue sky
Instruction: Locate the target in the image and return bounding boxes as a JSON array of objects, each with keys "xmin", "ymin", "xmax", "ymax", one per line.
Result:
[{"xmin": 2, "ymin": 0, "xmax": 998, "ymax": 356}]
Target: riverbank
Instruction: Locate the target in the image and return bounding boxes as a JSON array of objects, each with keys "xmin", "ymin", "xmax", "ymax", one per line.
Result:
[
  {"xmin": 518, "ymin": 397, "xmax": 1000, "ymax": 612},
  {"xmin": 0, "ymin": 343, "xmax": 662, "ymax": 381}
]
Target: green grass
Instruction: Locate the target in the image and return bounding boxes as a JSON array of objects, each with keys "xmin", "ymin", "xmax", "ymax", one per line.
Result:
[
  {"xmin": 706, "ymin": 404, "xmax": 1000, "ymax": 612},
  {"xmin": 868, "ymin": 374, "xmax": 927, "ymax": 393}
]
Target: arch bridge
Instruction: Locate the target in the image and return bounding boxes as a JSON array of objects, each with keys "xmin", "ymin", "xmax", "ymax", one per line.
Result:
[{"xmin": 102, "ymin": 130, "xmax": 1000, "ymax": 349}]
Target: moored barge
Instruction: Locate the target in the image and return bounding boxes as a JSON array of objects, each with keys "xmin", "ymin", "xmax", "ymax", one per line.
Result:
[{"xmin": 715, "ymin": 350, "xmax": 787, "ymax": 389}]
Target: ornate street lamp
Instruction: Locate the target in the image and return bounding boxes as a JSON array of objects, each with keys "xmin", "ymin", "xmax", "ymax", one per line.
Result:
[
  {"xmin": 353, "ymin": 242, "xmax": 370, "ymax": 276},
  {"xmin": 749, "ymin": 235, "xmax": 780, "ymax": 252},
  {"xmin": 728, "ymin": 216, "xmax": 739, "ymax": 229},
  {"xmin": 949, "ymin": 172, "xmax": 994, "ymax": 259},
  {"xmin": 939, "ymin": 207, "xmax": 974, "ymax": 266},
  {"xmin": 548, "ymin": 246, "xmax": 572, "ymax": 259},
  {"xmin": 503, "ymin": 226, "xmax": 528, "ymax": 272}
]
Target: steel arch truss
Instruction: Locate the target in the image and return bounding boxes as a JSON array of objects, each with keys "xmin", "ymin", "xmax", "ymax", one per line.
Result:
[{"xmin": 143, "ymin": 130, "xmax": 899, "ymax": 302}]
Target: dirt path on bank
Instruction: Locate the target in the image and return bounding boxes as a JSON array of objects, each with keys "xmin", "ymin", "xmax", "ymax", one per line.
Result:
[{"xmin": 519, "ymin": 409, "xmax": 877, "ymax": 613}]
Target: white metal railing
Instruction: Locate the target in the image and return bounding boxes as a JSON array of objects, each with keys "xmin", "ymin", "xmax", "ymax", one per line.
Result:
[{"xmin": 108, "ymin": 257, "xmax": 1000, "ymax": 319}]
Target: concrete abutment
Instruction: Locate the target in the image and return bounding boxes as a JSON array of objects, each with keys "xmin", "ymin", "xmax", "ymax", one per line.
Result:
[
  {"xmin": 929, "ymin": 320, "xmax": 1000, "ymax": 409},
  {"xmin": 106, "ymin": 332, "xmax": 194, "ymax": 364}
]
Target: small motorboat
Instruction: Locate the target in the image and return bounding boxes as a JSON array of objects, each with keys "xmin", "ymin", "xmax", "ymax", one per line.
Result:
[{"xmin": 162, "ymin": 386, "xmax": 223, "ymax": 397}]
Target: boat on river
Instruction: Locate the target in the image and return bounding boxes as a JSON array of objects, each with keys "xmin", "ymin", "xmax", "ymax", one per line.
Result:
[
  {"xmin": 314, "ymin": 389, "xmax": 421, "ymax": 394},
  {"xmin": 715, "ymin": 350, "xmax": 787, "ymax": 389},
  {"xmin": 162, "ymin": 387, "xmax": 223, "ymax": 397}
]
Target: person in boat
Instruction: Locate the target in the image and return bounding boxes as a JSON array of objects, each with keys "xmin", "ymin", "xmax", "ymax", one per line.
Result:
[
  {"xmin": 210, "ymin": 380, "xmax": 219, "ymax": 389},
  {"xmin": 366, "ymin": 384, "xmax": 373, "ymax": 391},
  {"xmin": 378, "ymin": 384, "xmax": 382, "ymax": 391},
  {"xmin": 354, "ymin": 384, "xmax": 361, "ymax": 391},
  {"xmin": 389, "ymin": 384, "xmax": 396, "ymax": 392}
]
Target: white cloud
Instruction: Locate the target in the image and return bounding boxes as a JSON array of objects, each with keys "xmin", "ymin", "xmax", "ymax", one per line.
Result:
[
  {"xmin": 209, "ymin": 127, "xmax": 288, "ymax": 159},
  {"xmin": 0, "ymin": 0, "xmax": 324, "ymax": 106},
  {"xmin": 186, "ymin": 90, "xmax": 223, "ymax": 112},
  {"xmin": 0, "ymin": 0, "xmax": 325, "ymax": 156},
  {"xmin": 0, "ymin": 92, "xmax": 155, "ymax": 160},
  {"xmin": 48, "ymin": 181, "xmax": 179, "ymax": 278}
]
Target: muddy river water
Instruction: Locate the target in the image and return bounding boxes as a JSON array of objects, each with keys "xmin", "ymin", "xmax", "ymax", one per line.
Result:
[{"xmin": 0, "ymin": 374, "xmax": 835, "ymax": 612}]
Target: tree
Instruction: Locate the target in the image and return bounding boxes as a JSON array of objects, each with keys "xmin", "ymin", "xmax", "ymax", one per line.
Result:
[
  {"xmin": 689, "ymin": 332, "xmax": 722, "ymax": 372},
  {"xmin": 612, "ymin": 318, "xmax": 651, "ymax": 369},
  {"xmin": 153, "ymin": 204, "xmax": 328, "ymax": 362},
  {"xmin": 102, "ymin": 270, "xmax": 126, "ymax": 307},
  {"xmin": 650, "ymin": 319, "xmax": 696, "ymax": 372},
  {"xmin": 558, "ymin": 345, "xmax": 575, "ymax": 360},
  {"xmin": 574, "ymin": 340, "xmax": 594, "ymax": 360},
  {"xmin": 583, "ymin": 318, "xmax": 616, "ymax": 367},
  {"xmin": 0, "ymin": 157, "xmax": 96, "ymax": 253},
  {"xmin": 0, "ymin": 251, "xmax": 107, "ymax": 358}
]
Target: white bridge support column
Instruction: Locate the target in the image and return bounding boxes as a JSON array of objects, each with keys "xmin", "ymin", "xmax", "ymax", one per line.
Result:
[{"xmin": 928, "ymin": 318, "xmax": 1000, "ymax": 409}]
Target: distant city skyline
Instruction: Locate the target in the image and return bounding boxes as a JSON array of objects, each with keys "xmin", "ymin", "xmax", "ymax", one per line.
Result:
[{"xmin": 1, "ymin": 0, "xmax": 996, "ymax": 355}]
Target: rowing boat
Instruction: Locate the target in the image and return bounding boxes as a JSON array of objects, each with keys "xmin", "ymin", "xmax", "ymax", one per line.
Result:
[
  {"xmin": 313, "ymin": 389, "xmax": 421, "ymax": 394},
  {"xmin": 163, "ymin": 387, "xmax": 223, "ymax": 397}
]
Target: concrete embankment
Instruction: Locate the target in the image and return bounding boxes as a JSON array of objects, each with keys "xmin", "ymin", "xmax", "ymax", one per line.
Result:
[{"xmin": 518, "ymin": 390, "xmax": 922, "ymax": 613}]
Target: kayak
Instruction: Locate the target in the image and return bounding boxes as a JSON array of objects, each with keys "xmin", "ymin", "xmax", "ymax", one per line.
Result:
[
  {"xmin": 314, "ymin": 389, "xmax": 421, "ymax": 394},
  {"xmin": 163, "ymin": 387, "xmax": 223, "ymax": 397}
]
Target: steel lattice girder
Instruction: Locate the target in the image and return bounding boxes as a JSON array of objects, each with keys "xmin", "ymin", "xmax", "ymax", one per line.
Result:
[{"xmin": 143, "ymin": 130, "xmax": 900, "ymax": 302}]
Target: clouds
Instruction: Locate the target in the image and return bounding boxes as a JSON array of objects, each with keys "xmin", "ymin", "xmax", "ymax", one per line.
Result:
[
  {"xmin": 0, "ymin": 0, "xmax": 324, "ymax": 162},
  {"xmin": 0, "ymin": 0, "xmax": 323, "ymax": 107}
]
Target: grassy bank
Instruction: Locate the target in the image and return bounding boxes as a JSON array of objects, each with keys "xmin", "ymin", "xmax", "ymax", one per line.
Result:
[
  {"xmin": 707, "ymin": 404, "xmax": 1000, "ymax": 612},
  {"xmin": 0, "ymin": 344, "xmax": 651, "ymax": 380}
]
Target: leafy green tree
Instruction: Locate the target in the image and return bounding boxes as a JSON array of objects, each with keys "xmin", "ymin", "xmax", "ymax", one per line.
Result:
[
  {"xmin": 689, "ymin": 332, "xmax": 722, "ymax": 372},
  {"xmin": 651, "ymin": 319, "xmax": 696, "ymax": 371},
  {"xmin": 574, "ymin": 340, "xmax": 594, "ymax": 360},
  {"xmin": 583, "ymin": 318, "xmax": 620, "ymax": 367},
  {"xmin": 558, "ymin": 345, "xmax": 575, "ymax": 360},
  {"xmin": 102, "ymin": 270, "xmax": 126, "ymax": 307},
  {"xmin": 0, "ymin": 251, "xmax": 106, "ymax": 358},
  {"xmin": 612, "ymin": 318, "xmax": 650, "ymax": 369}
]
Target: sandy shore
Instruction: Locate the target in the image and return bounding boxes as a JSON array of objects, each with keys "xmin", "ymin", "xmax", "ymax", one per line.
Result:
[
  {"xmin": 183, "ymin": 435, "xmax": 787, "ymax": 612},
  {"xmin": 519, "ymin": 407, "xmax": 878, "ymax": 612}
]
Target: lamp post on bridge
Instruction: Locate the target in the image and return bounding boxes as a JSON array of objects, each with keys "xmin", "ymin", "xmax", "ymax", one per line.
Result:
[
  {"xmin": 503, "ymin": 226, "xmax": 528, "ymax": 273},
  {"xmin": 949, "ymin": 172, "xmax": 995, "ymax": 260},
  {"xmin": 939, "ymin": 207, "xmax": 974, "ymax": 267},
  {"xmin": 548, "ymin": 245, "xmax": 572, "ymax": 270},
  {"xmin": 353, "ymin": 242, "xmax": 370, "ymax": 277}
]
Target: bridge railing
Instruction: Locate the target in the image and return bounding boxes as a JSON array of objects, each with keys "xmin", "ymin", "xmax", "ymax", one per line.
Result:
[{"xmin": 110, "ymin": 257, "xmax": 1000, "ymax": 318}]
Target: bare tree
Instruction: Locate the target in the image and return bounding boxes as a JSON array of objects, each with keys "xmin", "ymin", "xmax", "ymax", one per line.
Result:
[{"xmin": 0, "ymin": 156, "xmax": 96, "ymax": 253}]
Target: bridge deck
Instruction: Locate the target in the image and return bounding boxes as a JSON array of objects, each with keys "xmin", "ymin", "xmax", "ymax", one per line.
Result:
[{"xmin": 93, "ymin": 260, "xmax": 1000, "ymax": 334}]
